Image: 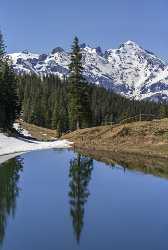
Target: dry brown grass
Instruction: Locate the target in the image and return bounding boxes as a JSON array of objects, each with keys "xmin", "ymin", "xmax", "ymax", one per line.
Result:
[
  {"xmin": 62, "ymin": 119, "xmax": 168, "ymax": 158},
  {"xmin": 18, "ymin": 120, "xmax": 57, "ymax": 141}
]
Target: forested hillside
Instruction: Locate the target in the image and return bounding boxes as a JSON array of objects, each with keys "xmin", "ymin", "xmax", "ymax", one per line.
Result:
[{"xmin": 17, "ymin": 73, "xmax": 168, "ymax": 134}]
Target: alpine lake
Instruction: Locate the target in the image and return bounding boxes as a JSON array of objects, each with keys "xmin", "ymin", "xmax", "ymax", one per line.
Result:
[{"xmin": 0, "ymin": 148, "xmax": 168, "ymax": 250}]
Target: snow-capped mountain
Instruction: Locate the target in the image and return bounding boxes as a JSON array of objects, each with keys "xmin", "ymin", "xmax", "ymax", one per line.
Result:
[{"xmin": 8, "ymin": 41, "xmax": 168, "ymax": 101}]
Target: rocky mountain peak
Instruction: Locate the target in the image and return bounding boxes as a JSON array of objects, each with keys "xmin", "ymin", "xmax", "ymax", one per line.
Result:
[
  {"xmin": 95, "ymin": 46, "xmax": 103, "ymax": 56},
  {"xmin": 22, "ymin": 50, "xmax": 30, "ymax": 54},
  {"xmin": 51, "ymin": 47, "xmax": 64, "ymax": 54},
  {"xmin": 8, "ymin": 41, "xmax": 168, "ymax": 102}
]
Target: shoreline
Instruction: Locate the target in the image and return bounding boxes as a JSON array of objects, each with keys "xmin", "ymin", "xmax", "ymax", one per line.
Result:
[
  {"xmin": 72, "ymin": 143, "xmax": 168, "ymax": 160},
  {"xmin": 0, "ymin": 152, "xmax": 24, "ymax": 165},
  {"xmin": 0, "ymin": 133, "xmax": 73, "ymax": 164},
  {"xmin": 73, "ymin": 146, "xmax": 168, "ymax": 179},
  {"xmin": 62, "ymin": 119, "xmax": 168, "ymax": 161}
]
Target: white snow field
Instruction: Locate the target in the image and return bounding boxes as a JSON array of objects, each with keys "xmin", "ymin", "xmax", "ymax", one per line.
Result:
[{"xmin": 0, "ymin": 133, "xmax": 73, "ymax": 157}]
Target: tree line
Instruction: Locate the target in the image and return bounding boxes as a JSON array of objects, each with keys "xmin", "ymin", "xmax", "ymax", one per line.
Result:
[{"xmin": 17, "ymin": 72, "xmax": 168, "ymax": 135}]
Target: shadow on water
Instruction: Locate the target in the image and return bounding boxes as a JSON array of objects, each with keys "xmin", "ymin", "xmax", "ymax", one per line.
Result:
[
  {"xmin": 0, "ymin": 157, "xmax": 23, "ymax": 247},
  {"xmin": 68, "ymin": 153, "xmax": 93, "ymax": 243}
]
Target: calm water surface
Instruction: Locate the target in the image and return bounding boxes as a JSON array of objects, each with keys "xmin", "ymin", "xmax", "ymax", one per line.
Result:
[{"xmin": 0, "ymin": 149, "xmax": 168, "ymax": 250}]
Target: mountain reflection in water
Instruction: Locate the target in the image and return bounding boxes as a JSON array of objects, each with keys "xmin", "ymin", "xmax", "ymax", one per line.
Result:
[{"xmin": 0, "ymin": 149, "xmax": 168, "ymax": 250}]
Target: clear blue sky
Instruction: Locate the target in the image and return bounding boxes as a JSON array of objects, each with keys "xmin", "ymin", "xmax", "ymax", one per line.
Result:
[{"xmin": 0, "ymin": 0, "xmax": 167, "ymax": 60}]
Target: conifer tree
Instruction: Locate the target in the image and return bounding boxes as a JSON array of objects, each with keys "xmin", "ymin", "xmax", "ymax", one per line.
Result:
[
  {"xmin": 159, "ymin": 104, "xmax": 167, "ymax": 118},
  {"xmin": 68, "ymin": 37, "xmax": 91, "ymax": 131},
  {"xmin": 0, "ymin": 31, "xmax": 5, "ymax": 59},
  {"xmin": 0, "ymin": 31, "xmax": 20, "ymax": 130},
  {"xmin": 0, "ymin": 62, "xmax": 20, "ymax": 129},
  {"xmin": 0, "ymin": 32, "xmax": 7, "ymax": 129}
]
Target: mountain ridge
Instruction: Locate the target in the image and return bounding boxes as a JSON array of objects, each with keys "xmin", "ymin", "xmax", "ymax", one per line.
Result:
[{"xmin": 8, "ymin": 40, "xmax": 168, "ymax": 102}]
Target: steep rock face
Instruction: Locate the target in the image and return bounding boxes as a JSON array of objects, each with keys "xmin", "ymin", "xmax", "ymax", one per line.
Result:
[{"xmin": 8, "ymin": 41, "xmax": 168, "ymax": 101}]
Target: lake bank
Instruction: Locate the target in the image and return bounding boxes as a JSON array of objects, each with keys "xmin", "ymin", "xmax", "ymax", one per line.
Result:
[
  {"xmin": 62, "ymin": 119, "xmax": 168, "ymax": 160},
  {"xmin": 73, "ymin": 146, "xmax": 168, "ymax": 179}
]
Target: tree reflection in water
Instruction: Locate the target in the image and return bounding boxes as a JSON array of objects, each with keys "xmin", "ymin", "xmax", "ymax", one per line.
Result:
[
  {"xmin": 69, "ymin": 153, "xmax": 93, "ymax": 243},
  {"xmin": 0, "ymin": 157, "xmax": 23, "ymax": 246}
]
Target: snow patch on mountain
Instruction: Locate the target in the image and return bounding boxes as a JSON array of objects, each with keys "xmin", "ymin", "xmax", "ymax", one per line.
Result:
[{"xmin": 8, "ymin": 41, "xmax": 168, "ymax": 101}]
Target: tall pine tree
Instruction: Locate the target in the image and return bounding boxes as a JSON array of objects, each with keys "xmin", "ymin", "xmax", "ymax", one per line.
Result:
[
  {"xmin": 0, "ymin": 31, "xmax": 20, "ymax": 130},
  {"xmin": 68, "ymin": 37, "xmax": 91, "ymax": 131},
  {"xmin": 0, "ymin": 31, "xmax": 5, "ymax": 59}
]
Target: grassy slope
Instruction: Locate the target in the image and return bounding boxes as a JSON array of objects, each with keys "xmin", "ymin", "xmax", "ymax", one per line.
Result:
[
  {"xmin": 18, "ymin": 120, "xmax": 57, "ymax": 141},
  {"xmin": 62, "ymin": 119, "xmax": 168, "ymax": 159}
]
